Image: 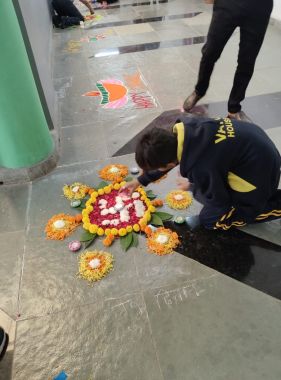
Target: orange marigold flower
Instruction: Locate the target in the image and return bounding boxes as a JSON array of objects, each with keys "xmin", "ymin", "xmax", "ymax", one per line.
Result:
[
  {"xmin": 99, "ymin": 164, "xmax": 128, "ymax": 183},
  {"xmin": 75, "ymin": 214, "xmax": 83, "ymax": 223},
  {"xmin": 144, "ymin": 226, "xmax": 153, "ymax": 236},
  {"xmin": 147, "ymin": 227, "xmax": 180, "ymax": 255},
  {"xmin": 45, "ymin": 213, "xmax": 79, "ymax": 240},
  {"xmin": 151, "ymin": 199, "xmax": 164, "ymax": 207}
]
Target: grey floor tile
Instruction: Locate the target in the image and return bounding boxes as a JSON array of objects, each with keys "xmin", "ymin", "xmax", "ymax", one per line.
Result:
[
  {"xmin": 0, "ymin": 231, "xmax": 24, "ymax": 317},
  {"xmin": 60, "ymin": 123, "xmax": 108, "ymax": 165},
  {"xmin": 53, "ymin": 52, "xmax": 90, "ymax": 78},
  {"xmin": 13, "ymin": 294, "xmax": 162, "ymax": 380},
  {"xmin": 144, "ymin": 274, "xmax": 281, "ymax": 380},
  {"xmin": 0, "ymin": 184, "xmax": 30, "ymax": 233}
]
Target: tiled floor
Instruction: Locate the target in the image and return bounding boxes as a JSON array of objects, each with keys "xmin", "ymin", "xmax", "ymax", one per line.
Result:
[{"xmin": 1, "ymin": 0, "xmax": 281, "ymax": 379}]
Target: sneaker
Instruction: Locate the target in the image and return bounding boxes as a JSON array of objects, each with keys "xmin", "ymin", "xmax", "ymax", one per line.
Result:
[
  {"xmin": 0, "ymin": 327, "xmax": 9, "ymax": 361},
  {"xmin": 228, "ymin": 111, "xmax": 252, "ymax": 123},
  {"xmin": 183, "ymin": 91, "xmax": 202, "ymax": 112}
]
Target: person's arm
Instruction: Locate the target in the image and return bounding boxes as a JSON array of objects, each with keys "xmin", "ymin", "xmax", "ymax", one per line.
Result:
[
  {"xmin": 79, "ymin": 0, "xmax": 95, "ymax": 14},
  {"xmin": 137, "ymin": 169, "xmax": 170, "ymax": 187}
]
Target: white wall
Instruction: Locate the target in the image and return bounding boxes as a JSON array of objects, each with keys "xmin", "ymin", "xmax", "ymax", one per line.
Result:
[{"xmin": 272, "ymin": 0, "xmax": 281, "ymax": 21}]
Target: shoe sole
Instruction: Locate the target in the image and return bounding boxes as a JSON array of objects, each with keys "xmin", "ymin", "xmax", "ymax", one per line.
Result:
[{"xmin": 0, "ymin": 333, "xmax": 9, "ymax": 361}]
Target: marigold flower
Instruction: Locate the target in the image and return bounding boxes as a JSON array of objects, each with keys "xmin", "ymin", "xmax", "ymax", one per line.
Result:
[
  {"xmin": 147, "ymin": 227, "xmax": 180, "ymax": 255},
  {"xmin": 166, "ymin": 190, "xmax": 192, "ymax": 210},
  {"xmin": 45, "ymin": 214, "xmax": 79, "ymax": 240},
  {"xmin": 63, "ymin": 182, "xmax": 89, "ymax": 200},
  {"xmin": 78, "ymin": 251, "xmax": 113, "ymax": 283},
  {"xmin": 99, "ymin": 164, "xmax": 128, "ymax": 183}
]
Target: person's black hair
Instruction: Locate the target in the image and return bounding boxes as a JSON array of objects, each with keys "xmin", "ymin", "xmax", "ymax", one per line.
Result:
[{"xmin": 135, "ymin": 127, "xmax": 178, "ymax": 171}]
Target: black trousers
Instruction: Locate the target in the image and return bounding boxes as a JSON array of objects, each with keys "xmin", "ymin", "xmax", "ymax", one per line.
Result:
[
  {"xmin": 52, "ymin": 0, "xmax": 84, "ymax": 21},
  {"xmin": 195, "ymin": 5, "xmax": 272, "ymax": 113},
  {"xmin": 200, "ymin": 190, "xmax": 281, "ymax": 230}
]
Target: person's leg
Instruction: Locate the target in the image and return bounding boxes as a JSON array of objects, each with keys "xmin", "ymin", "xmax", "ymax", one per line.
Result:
[
  {"xmin": 183, "ymin": 8, "xmax": 237, "ymax": 111},
  {"xmin": 255, "ymin": 190, "xmax": 281, "ymax": 223},
  {"xmin": 227, "ymin": 13, "xmax": 271, "ymax": 114},
  {"xmin": 199, "ymin": 205, "xmax": 232, "ymax": 230},
  {"xmin": 53, "ymin": 0, "xmax": 84, "ymax": 20}
]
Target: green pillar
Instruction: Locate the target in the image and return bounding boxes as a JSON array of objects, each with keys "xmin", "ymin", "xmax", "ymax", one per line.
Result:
[{"xmin": 0, "ymin": 1, "xmax": 54, "ymax": 169}]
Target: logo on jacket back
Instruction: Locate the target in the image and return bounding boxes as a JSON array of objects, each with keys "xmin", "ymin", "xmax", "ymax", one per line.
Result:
[{"xmin": 214, "ymin": 118, "xmax": 235, "ymax": 144}]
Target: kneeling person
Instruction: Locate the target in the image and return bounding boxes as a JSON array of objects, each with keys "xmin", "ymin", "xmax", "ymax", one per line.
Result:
[{"xmin": 124, "ymin": 117, "xmax": 281, "ymax": 230}]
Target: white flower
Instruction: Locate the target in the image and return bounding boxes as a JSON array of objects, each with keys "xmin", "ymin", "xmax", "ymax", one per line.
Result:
[
  {"xmin": 120, "ymin": 208, "xmax": 130, "ymax": 223},
  {"xmin": 156, "ymin": 234, "xmax": 169, "ymax": 244},
  {"xmin": 89, "ymin": 258, "xmax": 101, "ymax": 269},
  {"xmin": 110, "ymin": 219, "xmax": 120, "ymax": 226},
  {"xmin": 114, "ymin": 203, "xmax": 124, "ymax": 211},
  {"xmin": 126, "ymin": 203, "xmax": 133, "ymax": 209},
  {"xmin": 174, "ymin": 194, "xmax": 184, "ymax": 201},
  {"xmin": 100, "ymin": 209, "xmax": 109, "ymax": 216},
  {"xmin": 132, "ymin": 192, "xmax": 140, "ymax": 199},
  {"xmin": 115, "ymin": 196, "xmax": 123, "ymax": 204},
  {"xmin": 101, "ymin": 220, "xmax": 111, "ymax": 226},
  {"xmin": 109, "ymin": 166, "xmax": 119, "ymax": 173},
  {"xmin": 72, "ymin": 186, "xmax": 80, "ymax": 193},
  {"xmin": 133, "ymin": 200, "xmax": 145, "ymax": 217},
  {"xmin": 53, "ymin": 220, "xmax": 66, "ymax": 229},
  {"xmin": 109, "ymin": 207, "xmax": 117, "ymax": 214}
]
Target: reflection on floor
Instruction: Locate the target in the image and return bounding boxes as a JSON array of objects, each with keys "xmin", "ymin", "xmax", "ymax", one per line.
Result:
[
  {"xmin": 1, "ymin": 0, "xmax": 281, "ymax": 378},
  {"xmin": 167, "ymin": 222, "xmax": 281, "ymax": 300}
]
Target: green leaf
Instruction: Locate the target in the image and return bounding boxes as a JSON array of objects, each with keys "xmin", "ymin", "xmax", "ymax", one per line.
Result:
[
  {"xmin": 84, "ymin": 235, "xmax": 97, "ymax": 249},
  {"xmin": 146, "ymin": 190, "xmax": 157, "ymax": 200},
  {"xmin": 132, "ymin": 232, "xmax": 139, "ymax": 247},
  {"xmin": 125, "ymin": 176, "xmax": 133, "ymax": 182},
  {"xmin": 150, "ymin": 214, "xmax": 164, "ymax": 226},
  {"xmin": 80, "ymin": 231, "xmax": 96, "ymax": 242},
  {"xmin": 77, "ymin": 199, "xmax": 87, "ymax": 210},
  {"xmin": 154, "ymin": 211, "xmax": 173, "ymax": 221},
  {"xmin": 120, "ymin": 232, "xmax": 133, "ymax": 251},
  {"xmin": 97, "ymin": 181, "xmax": 108, "ymax": 190}
]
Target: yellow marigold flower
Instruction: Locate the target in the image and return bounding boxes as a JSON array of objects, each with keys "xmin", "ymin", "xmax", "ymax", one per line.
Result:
[
  {"xmin": 63, "ymin": 182, "xmax": 89, "ymax": 200},
  {"xmin": 120, "ymin": 181, "xmax": 126, "ymax": 187},
  {"xmin": 133, "ymin": 224, "xmax": 140, "ymax": 232},
  {"xmin": 113, "ymin": 183, "xmax": 121, "ymax": 190},
  {"xmin": 83, "ymin": 222, "xmax": 90, "ymax": 230},
  {"xmin": 118, "ymin": 228, "xmax": 127, "ymax": 237},
  {"xmin": 89, "ymin": 224, "xmax": 98, "ymax": 234},
  {"xmin": 148, "ymin": 205, "xmax": 156, "ymax": 213},
  {"xmin": 105, "ymin": 228, "xmax": 111, "ymax": 236},
  {"xmin": 92, "ymin": 191, "xmax": 98, "ymax": 198},
  {"xmin": 78, "ymin": 250, "xmax": 114, "ymax": 283},
  {"xmin": 86, "ymin": 206, "xmax": 93, "ymax": 213},
  {"xmin": 82, "ymin": 209, "xmax": 88, "ymax": 217},
  {"xmin": 126, "ymin": 226, "xmax": 133, "ymax": 233},
  {"xmin": 166, "ymin": 190, "xmax": 193, "ymax": 210},
  {"xmin": 111, "ymin": 228, "xmax": 118, "ymax": 236},
  {"xmin": 97, "ymin": 228, "xmax": 105, "ymax": 236},
  {"xmin": 98, "ymin": 189, "xmax": 104, "ymax": 195},
  {"xmin": 104, "ymin": 186, "xmax": 111, "ymax": 194}
]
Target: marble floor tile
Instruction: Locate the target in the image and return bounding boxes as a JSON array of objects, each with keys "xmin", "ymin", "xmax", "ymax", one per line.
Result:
[
  {"xmin": 0, "ymin": 184, "xmax": 30, "ymax": 233},
  {"xmin": 144, "ymin": 274, "xmax": 281, "ymax": 380}
]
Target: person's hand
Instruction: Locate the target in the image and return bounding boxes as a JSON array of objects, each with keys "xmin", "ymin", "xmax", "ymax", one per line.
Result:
[
  {"xmin": 176, "ymin": 177, "xmax": 192, "ymax": 191},
  {"xmin": 119, "ymin": 179, "xmax": 140, "ymax": 195}
]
